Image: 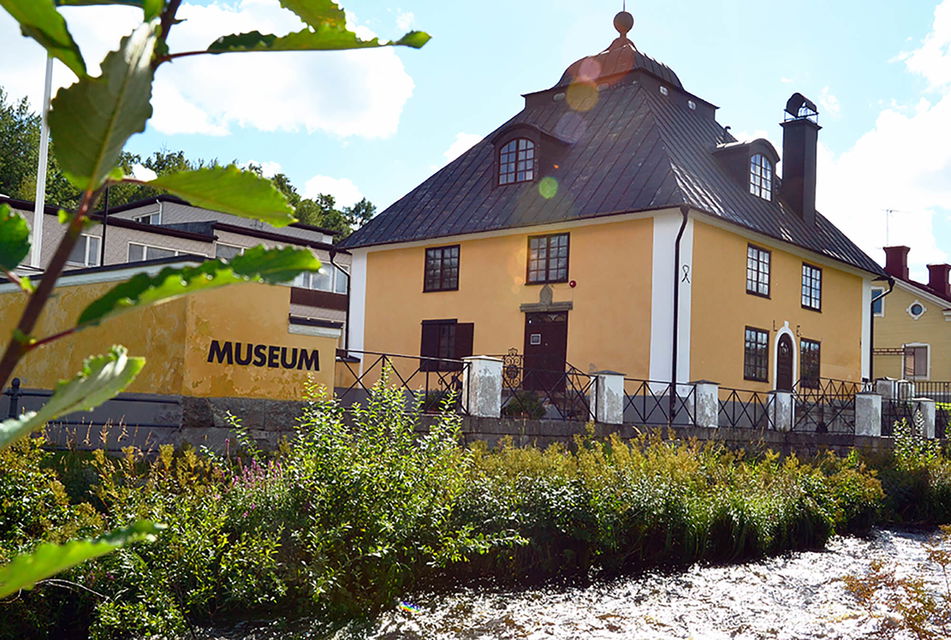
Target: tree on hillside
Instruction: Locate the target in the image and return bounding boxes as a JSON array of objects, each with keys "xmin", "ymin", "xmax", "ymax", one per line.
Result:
[{"xmin": 0, "ymin": 88, "xmax": 375, "ymax": 236}]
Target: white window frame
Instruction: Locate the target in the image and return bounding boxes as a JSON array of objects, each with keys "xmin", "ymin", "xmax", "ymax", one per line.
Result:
[
  {"xmin": 127, "ymin": 242, "xmax": 182, "ymax": 262},
  {"xmin": 66, "ymin": 234, "xmax": 101, "ymax": 267},
  {"xmin": 749, "ymin": 153, "xmax": 773, "ymax": 201},
  {"xmin": 871, "ymin": 287, "xmax": 885, "ymax": 317},
  {"xmin": 292, "ymin": 263, "xmax": 349, "ymax": 294},
  {"xmin": 132, "ymin": 210, "xmax": 161, "ymax": 225},
  {"xmin": 906, "ymin": 300, "xmax": 927, "ymax": 320},
  {"xmin": 903, "ymin": 342, "xmax": 930, "ymax": 380}
]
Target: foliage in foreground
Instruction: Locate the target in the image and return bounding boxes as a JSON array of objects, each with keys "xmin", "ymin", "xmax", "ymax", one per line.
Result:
[{"xmin": 0, "ymin": 386, "xmax": 896, "ymax": 638}]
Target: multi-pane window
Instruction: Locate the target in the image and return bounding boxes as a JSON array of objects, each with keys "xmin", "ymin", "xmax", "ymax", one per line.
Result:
[
  {"xmin": 67, "ymin": 234, "xmax": 101, "ymax": 267},
  {"xmin": 420, "ymin": 319, "xmax": 474, "ymax": 371},
  {"xmin": 133, "ymin": 212, "xmax": 160, "ymax": 225},
  {"xmin": 801, "ymin": 263, "xmax": 822, "ymax": 311},
  {"xmin": 746, "ymin": 245, "xmax": 770, "ymax": 297},
  {"xmin": 293, "ymin": 265, "xmax": 348, "ymax": 293},
  {"xmin": 424, "ymin": 245, "xmax": 460, "ymax": 292},
  {"xmin": 527, "ymin": 233, "xmax": 569, "ymax": 284},
  {"xmin": 871, "ymin": 287, "xmax": 885, "ymax": 316},
  {"xmin": 744, "ymin": 327, "xmax": 769, "ymax": 382},
  {"xmin": 498, "ymin": 138, "xmax": 535, "ymax": 185},
  {"xmin": 904, "ymin": 345, "xmax": 928, "ymax": 379},
  {"xmin": 749, "ymin": 154, "xmax": 772, "ymax": 200},
  {"xmin": 800, "ymin": 339, "xmax": 821, "ymax": 388},
  {"xmin": 128, "ymin": 242, "xmax": 178, "ymax": 262}
]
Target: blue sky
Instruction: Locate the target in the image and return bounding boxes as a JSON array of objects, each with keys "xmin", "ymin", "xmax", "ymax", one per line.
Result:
[{"xmin": 1, "ymin": 1, "xmax": 949, "ymax": 278}]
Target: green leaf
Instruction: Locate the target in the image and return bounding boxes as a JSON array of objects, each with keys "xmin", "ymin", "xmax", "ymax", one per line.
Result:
[
  {"xmin": 0, "ymin": 521, "xmax": 162, "ymax": 598},
  {"xmin": 77, "ymin": 246, "xmax": 320, "ymax": 327},
  {"xmin": 142, "ymin": 0, "xmax": 162, "ymax": 19},
  {"xmin": 209, "ymin": 28, "xmax": 431, "ymax": 53},
  {"xmin": 0, "ymin": 204, "xmax": 30, "ymax": 271},
  {"xmin": 278, "ymin": 0, "xmax": 345, "ymax": 29},
  {"xmin": 48, "ymin": 19, "xmax": 159, "ymax": 192},
  {"xmin": 147, "ymin": 166, "xmax": 296, "ymax": 226},
  {"xmin": 54, "ymin": 0, "xmax": 144, "ymax": 6},
  {"xmin": 207, "ymin": 0, "xmax": 430, "ymax": 55},
  {"xmin": 0, "ymin": 346, "xmax": 144, "ymax": 448},
  {"xmin": 0, "ymin": 0, "xmax": 86, "ymax": 77}
]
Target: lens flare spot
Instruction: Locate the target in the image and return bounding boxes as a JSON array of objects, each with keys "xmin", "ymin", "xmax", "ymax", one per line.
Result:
[
  {"xmin": 566, "ymin": 81, "xmax": 598, "ymax": 112},
  {"xmin": 577, "ymin": 57, "xmax": 601, "ymax": 82},
  {"xmin": 539, "ymin": 176, "xmax": 559, "ymax": 200}
]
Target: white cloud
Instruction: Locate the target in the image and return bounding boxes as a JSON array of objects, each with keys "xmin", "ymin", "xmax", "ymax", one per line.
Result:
[
  {"xmin": 396, "ymin": 11, "xmax": 415, "ymax": 32},
  {"xmin": 0, "ymin": 1, "xmax": 417, "ymax": 139},
  {"xmin": 817, "ymin": 1, "xmax": 951, "ymax": 280},
  {"xmin": 303, "ymin": 175, "xmax": 363, "ymax": 207},
  {"xmin": 240, "ymin": 160, "xmax": 282, "ymax": 177},
  {"xmin": 443, "ymin": 132, "xmax": 481, "ymax": 162},
  {"xmin": 817, "ymin": 86, "xmax": 841, "ymax": 118}
]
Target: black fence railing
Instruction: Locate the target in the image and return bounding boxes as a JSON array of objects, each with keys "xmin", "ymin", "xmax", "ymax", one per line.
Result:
[
  {"xmin": 882, "ymin": 398, "xmax": 919, "ymax": 438},
  {"xmin": 717, "ymin": 387, "xmax": 771, "ymax": 429},
  {"xmin": 623, "ymin": 379, "xmax": 696, "ymax": 427},
  {"xmin": 912, "ymin": 381, "xmax": 951, "ymax": 403},
  {"xmin": 2, "ymin": 378, "xmax": 183, "ymax": 451},
  {"xmin": 335, "ymin": 350, "xmax": 470, "ymax": 414},
  {"xmin": 500, "ymin": 364, "xmax": 594, "ymax": 421}
]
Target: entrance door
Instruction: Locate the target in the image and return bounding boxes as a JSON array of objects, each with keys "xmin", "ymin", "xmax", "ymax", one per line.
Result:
[
  {"xmin": 777, "ymin": 334, "xmax": 794, "ymax": 391},
  {"xmin": 523, "ymin": 312, "xmax": 568, "ymax": 392}
]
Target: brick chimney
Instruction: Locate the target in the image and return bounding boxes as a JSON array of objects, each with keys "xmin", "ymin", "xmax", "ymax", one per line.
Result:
[
  {"xmin": 883, "ymin": 246, "xmax": 910, "ymax": 279},
  {"xmin": 781, "ymin": 93, "xmax": 820, "ymax": 226},
  {"xmin": 928, "ymin": 263, "xmax": 951, "ymax": 298}
]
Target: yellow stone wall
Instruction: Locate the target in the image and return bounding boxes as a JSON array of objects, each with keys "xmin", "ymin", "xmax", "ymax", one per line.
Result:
[
  {"xmin": 0, "ymin": 279, "xmax": 336, "ymax": 399},
  {"xmin": 361, "ymin": 216, "xmax": 655, "ymax": 381},
  {"xmin": 690, "ymin": 219, "xmax": 866, "ymax": 390}
]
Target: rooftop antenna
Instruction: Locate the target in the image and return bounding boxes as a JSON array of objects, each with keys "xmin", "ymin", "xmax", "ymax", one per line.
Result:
[{"xmin": 884, "ymin": 209, "xmax": 895, "ymax": 246}]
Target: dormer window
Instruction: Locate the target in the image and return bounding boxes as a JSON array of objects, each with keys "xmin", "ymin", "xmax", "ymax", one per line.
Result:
[
  {"xmin": 749, "ymin": 153, "xmax": 772, "ymax": 200},
  {"xmin": 499, "ymin": 138, "xmax": 535, "ymax": 185}
]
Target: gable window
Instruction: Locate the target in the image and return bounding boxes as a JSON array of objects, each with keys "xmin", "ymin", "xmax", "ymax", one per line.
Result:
[
  {"xmin": 499, "ymin": 138, "xmax": 535, "ymax": 185},
  {"xmin": 527, "ymin": 233, "xmax": 569, "ymax": 284},
  {"xmin": 133, "ymin": 211, "xmax": 160, "ymax": 225},
  {"xmin": 424, "ymin": 245, "xmax": 460, "ymax": 292},
  {"xmin": 801, "ymin": 263, "xmax": 822, "ymax": 311},
  {"xmin": 749, "ymin": 154, "xmax": 772, "ymax": 200},
  {"xmin": 420, "ymin": 319, "xmax": 474, "ymax": 371},
  {"xmin": 128, "ymin": 242, "xmax": 179, "ymax": 262},
  {"xmin": 744, "ymin": 327, "xmax": 769, "ymax": 382},
  {"xmin": 746, "ymin": 244, "xmax": 770, "ymax": 297},
  {"xmin": 871, "ymin": 287, "xmax": 885, "ymax": 316},
  {"xmin": 904, "ymin": 344, "xmax": 929, "ymax": 379},
  {"xmin": 800, "ymin": 339, "xmax": 821, "ymax": 388},
  {"xmin": 67, "ymin": 234, "xmax": 101, "ymax": 267}
]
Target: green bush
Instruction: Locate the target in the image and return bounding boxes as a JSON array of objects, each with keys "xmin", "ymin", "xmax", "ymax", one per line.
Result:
[
  {"xmin": 501, "ymin": 390, "xmax": 547, "ymax": 419},
  {"xmin": 879, "ymin": 418, "xmax": 951, "ymax": 524}
]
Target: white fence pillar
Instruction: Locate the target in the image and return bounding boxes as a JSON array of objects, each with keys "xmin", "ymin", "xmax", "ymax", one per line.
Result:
[
  {"xmin": 855, "ymin": 392, "xmax": 882, "ymax": 437},
  {"xmin": 914, "ymin": 397, "xmax": 936, "ymax": 439},
  {"xmin": 592, "ymin": 371, "xmax": 625, "ymax": 425},
  {"xmin": 693, "ymin": 380, "xmax": 719, "ymax": 429},
  {"xmin": 462, "ymin": 356, "xmax": 502, "ymax": 418},
  {"xmin": 768, "ymin": 390, "xmax": 793, "ymax": 432},
  {"xmin": 875, "ymin": 378, "xmax": 896, "ymax": 400}
]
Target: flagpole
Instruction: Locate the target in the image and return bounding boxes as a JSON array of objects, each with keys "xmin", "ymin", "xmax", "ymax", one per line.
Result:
[{"xmin": 31, "ymin": 55, "xmax": 53, "ymax": 269}]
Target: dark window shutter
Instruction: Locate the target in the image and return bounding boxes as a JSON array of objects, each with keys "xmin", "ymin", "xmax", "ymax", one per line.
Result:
[
  {"xmin": 420, "ymin": 322, "xmax": 441, "ymax": 371},
  {"xmin": 452, "ymin": 323, "xmax": 474, "ymax": 369}
]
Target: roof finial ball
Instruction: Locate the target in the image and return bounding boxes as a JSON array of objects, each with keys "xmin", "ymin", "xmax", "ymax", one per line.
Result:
[{"xmin": 614, "ymin": 10, "xmax": 634, "ymax": 38}]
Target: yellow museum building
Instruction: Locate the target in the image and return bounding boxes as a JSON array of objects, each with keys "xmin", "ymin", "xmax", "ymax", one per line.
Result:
[{"xmin": 341, "ymin": 12, "xmax": 886, "ymax": 393}]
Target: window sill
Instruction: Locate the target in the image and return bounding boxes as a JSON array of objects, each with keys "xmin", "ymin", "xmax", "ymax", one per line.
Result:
[
  {"xmin": 746, "ymin": 290, "xmax": 771, "ymax": 300},
  {"xmin": 801, "ymin": 304, "xmax": 822, "ymax": 313},
  {"xmin": 526, "ymin": 280, "xmax": 568, "ymax": 286},
  {"xmin": 423, "ymin": 287, "xmax": 459, "ymax": 293}
]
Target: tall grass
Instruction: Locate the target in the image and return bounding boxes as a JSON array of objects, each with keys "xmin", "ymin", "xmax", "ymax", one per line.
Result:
[{"xmin": 0, "ymin": 384, "xmax": 924, "ymax": 639}]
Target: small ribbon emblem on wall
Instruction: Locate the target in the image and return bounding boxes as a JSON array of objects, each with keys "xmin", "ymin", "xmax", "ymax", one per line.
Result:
[{"xmin": 681, "ymin": 264, "xmax": 691, "ymax": 284}]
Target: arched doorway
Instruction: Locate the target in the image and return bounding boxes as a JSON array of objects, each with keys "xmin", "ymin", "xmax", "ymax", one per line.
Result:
[{"xmin": 776, "ymin": 334, "xmax": 794, "ymax": 391}]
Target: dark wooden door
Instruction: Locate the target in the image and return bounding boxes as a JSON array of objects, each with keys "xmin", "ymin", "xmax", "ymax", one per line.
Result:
[
  {"xmin": 777, "ymin": 334, "xmax": 794, "ymax": 391},
  {"xmin": 523, "ymin": 312, "xmax": 568, "ymax": 392}
]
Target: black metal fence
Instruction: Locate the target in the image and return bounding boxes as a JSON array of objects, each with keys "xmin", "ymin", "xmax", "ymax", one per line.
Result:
[
  {"xmin": 792, "ymin": 379, "xmax": 868, "ymax": 434},
  {"xmin": 500, "ymin": 364, "xmax": 594, "ymax": 421},
  {"xmin": 717, "ymin": 387, "xmax": 771, "ymax": 429},
  {"xmin": 623, "ymin": 379, "xmax": 696, "ymax": 427},
  {"xmin": 334, "ymin": 350, "xmax": 470, "ymax": 414},
  {"xmin": 3, "ymin": 378, "xmax": 183, "ymax": 451}
]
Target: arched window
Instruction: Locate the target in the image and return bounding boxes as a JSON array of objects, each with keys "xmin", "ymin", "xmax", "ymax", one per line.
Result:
[
  {"xmin": 498, "ymin": 138, "xmax": 535, "ymax": 185},
  {"xmin": 749, "ymin": 154, "xmax": 772, "ymax": 200}
]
